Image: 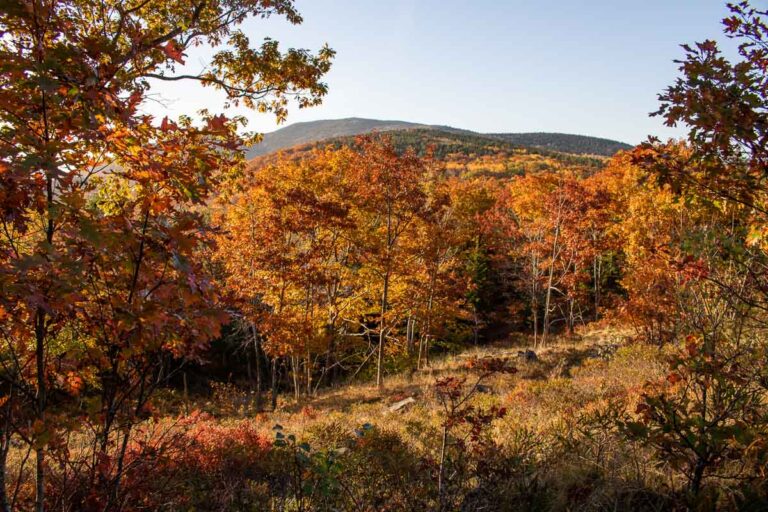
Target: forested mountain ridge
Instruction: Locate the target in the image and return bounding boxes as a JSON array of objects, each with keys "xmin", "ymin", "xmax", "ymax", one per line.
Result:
[
  {"xmin": 249, "ymin": 128, "xmax": 610, "ymax": 178},
  {"xmin": 487, "ymin": 132, "xmax": 633, "ymax": 156},
  {"xmin": 245, "ymin": 117, "xmax": 631, "ymax": 159}
]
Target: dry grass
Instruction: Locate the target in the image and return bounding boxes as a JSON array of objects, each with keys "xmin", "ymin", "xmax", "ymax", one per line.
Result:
[
  {"xmin": 11, "ymin": 327, "xmax": 684, "ymax": 510},
  {"xmin": 218, "ymin": 325, "xmax": 675, "ymax": 510},
  {"xmin": 209, "ymin": 326, "xmax": 668, "ymax": 445}
]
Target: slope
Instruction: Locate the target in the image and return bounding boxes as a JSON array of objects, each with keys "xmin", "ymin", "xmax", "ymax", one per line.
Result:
[
  {"xmin": 249, "ymin": 128, "xmax": 609, "ymax": 178},
  {"xmin": 246, "ymin": 117, "xmax": 632, "ymax": 159}
]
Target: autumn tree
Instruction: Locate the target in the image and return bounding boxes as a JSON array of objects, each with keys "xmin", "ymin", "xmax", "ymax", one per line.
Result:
[
  {"xmin": 217, "ymin": 143, "xmax": 484, "ymax": 393},
  {"xmin": 491, "ymin": 173, "xmax": 597, "ymax": 344},
  {"xmin": 450, "ymin": 179, "xmax": 498, "ymax": 346},
  {"xmin": 0, "ymin": 0, "xmax": 333, "ymax": 509},
  {"xmin": 406, "ymin": 174, "xmax": 470, "ymax": 369},
  {"xmin": 646, "ymin": 2, "xmax": 768, "ymax": 211},
  {"xmin": 349, "ymin": 137, "xmax": 428, "ymax": 388},
  {"xmin": 214, "ymin": 148, "xmax": 360, "ymax": 404},
  {"xmin": 622, "ymin": 2, "xmax": 768, "ymax": 501}
]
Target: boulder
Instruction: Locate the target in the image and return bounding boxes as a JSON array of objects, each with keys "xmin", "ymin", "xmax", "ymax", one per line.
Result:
[{"xmin": 388, "ymin": 396, "xmax": 416, "ymax": 413}]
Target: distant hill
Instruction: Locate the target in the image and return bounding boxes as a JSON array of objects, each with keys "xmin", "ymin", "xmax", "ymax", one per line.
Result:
[
  {"xmin": 245, "ymin": 117, "xmax": 631, "ymax": 159},
  {"xmin": 251, "ymin": 128, "xmax": 609, "ymax": 179},
  {"xmin": 246, "ymin": 118, "xmax": 469, "ymax": 159},
  {"xmin": 487, "ymin": 132, "xmax": 633, "ymax": 157}
]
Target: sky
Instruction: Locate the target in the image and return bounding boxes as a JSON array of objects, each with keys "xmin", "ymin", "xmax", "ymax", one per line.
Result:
[{"xmin": 144, "ymin": 0, "xmax": 739, "ymax": 145}]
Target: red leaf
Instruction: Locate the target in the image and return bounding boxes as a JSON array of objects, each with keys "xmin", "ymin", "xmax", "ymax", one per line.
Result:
[
  {"xmin": 162, "ymin": 40, "xmax": 186, "ymax": 65},
  {"xmin": 128, "ymin": 90, "xmax": 143, "ymax": 108},
  {"xmin": 160, "ymin": 116, "xmax": 177, "ymax": 132},
  {"xmin": 207, "ymin": 114, "xmax": 228, "ymax": 132}
]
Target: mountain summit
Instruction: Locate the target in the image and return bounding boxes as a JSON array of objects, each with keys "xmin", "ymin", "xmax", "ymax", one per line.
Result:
[{"xmin": 246, "ymin": 117, "xmax": 632, "ymax": 159}]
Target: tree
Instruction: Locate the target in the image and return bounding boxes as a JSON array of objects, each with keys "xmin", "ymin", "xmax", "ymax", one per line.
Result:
[
  {"xmin": 434, "ymin": 357, "xmax": 515, "ymax": 510},
  {"xmin": 349, "ymin": 137, "xmax": 428, "ymax": 389},
  {"xmin": 215, "ymin": 149, "xmax": 360, "ymax": 404},
  {"xmin": 621, "ymin": 3, "xmax": 768, "ymax": 502},
  {"xmin": 645, "ymin": 1, "xmax": 768, "ymax": 214},
  {"xmin": 493, "ymin": 173, "xmax": 597, "ymax": 345},
  {"xmin": 450, "ymin": 179, "xmax": 498, "ymax": 346},
  {"xmin": 0, "ymin": 1, "xmax": 333, "ymax": 508},
  {"xmin": 624, "ymin": 267, "xmax": 767, "ymax": 500},
  {"xmin": 407, "ymin": 174, "xmax": 469, "ymax": 369}
]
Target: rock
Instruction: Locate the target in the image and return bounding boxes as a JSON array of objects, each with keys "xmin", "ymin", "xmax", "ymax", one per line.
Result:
[
  {"xmin": 476, "ymin": 384, "xmax": 493, "ymax": 394},
  {"xmin": 388, "ymin": 396, "xmax": 416, "ymax": 413},
  {"xmin": 517, "ymin": 349, "xmax": 538, "ymax": 362}
]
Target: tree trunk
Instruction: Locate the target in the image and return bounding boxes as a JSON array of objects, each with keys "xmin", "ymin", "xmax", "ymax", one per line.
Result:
[
  {"xmin": 376, "ymin": 271, "xmax": 390, "ymax": 389},
  {"xmin": 34, "ymin": 308, "xmax": 46, "ymax": 512},
  {"xmin": 0, "ymin": 430, "xmax": 10, "ymax": 512},
  {"xmin": 437, "ymin": 424, "xmax": 449, "ymax": 510},
  {"xmin": 324, "ymin": 317, "xmax": 337, "ymax": 387},
  {"xmin": 593, "ymin": 255, "xmax": 601, "ymax": 320},
  {"xmin": 424, "ymin": 273, "xmax": 436, "ymax": 357},
  {"xmin": 377, "ymin": 203, "xmax": 395, "ymax": 390},
  {"xmin": 34, "ymin": 24, "xmax": 57, "ymax": 509},
  {"xmin": 251, "ymin": 324, "xmax": 263, "ymax": 412},
  {"xmin": 271, "ymin": 357, "xmax": 279, "ymax": 411},
  {"xmin": 542, "ymin": 222, "xmax": 560, "ymax": 345},
  {"xmin": 690, "ymin": 458, "xmax": 706, "ymax": 497},
  {"xmin": 406, "ymin": 316, "xmax": 414, "ymax": 355},
  {"xmin": 291, "ymin": 355, "xmax": 300, "ymax": 401},
  {"xmin": 417, "ymin": 334, "xmax": 424, "ymax": 370}
]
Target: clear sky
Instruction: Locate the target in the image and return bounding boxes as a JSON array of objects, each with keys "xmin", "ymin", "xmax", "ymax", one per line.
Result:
[{"xmin": 145, "ymin": 0, "xmax": 738, "ymax": 145}]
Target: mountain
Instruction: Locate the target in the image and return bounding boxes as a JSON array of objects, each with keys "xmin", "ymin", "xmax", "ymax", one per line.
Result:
[
  {"xmin": 487, "ymin": 132, "xmax": 633, "ymax": 157},
  {"xmin": 245, "ymin": 118, "xmax": 468, "ymax": 159},
  {"xmin": 251, "ymin": 128, "xmax": 609, "ymax": 179},
  {"xmin": 245, "ymin": 117, "xmax": 632, "ymax": 159}
]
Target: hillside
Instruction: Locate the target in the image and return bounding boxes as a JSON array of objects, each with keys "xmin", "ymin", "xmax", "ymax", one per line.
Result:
[
  {"xmin": 246, "ymin": 117, "xmax": 631, "ymax": 159},
  {"xmin": 250, "ymin": 128, "xmax": 609, "ymax": 178},
  {"xmin": 161, "ymin": 329, "xmax": 674, "ymax": 511},
  {"xmin": 488, "ymin": 132, "xmax": 633, "ymax": 156}
]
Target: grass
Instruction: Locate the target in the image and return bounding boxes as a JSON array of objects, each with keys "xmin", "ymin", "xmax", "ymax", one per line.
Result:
[
  {"xmin": 12, "ymin": 326, "xmax": 688, "ymax": 510},
  {"xmin": 213, "ymin": 326, "xmax": 666, "ymax": 436},
  {"xmin": 184, "ymin": 326, "xmax": 677, "ymax": 506}
]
